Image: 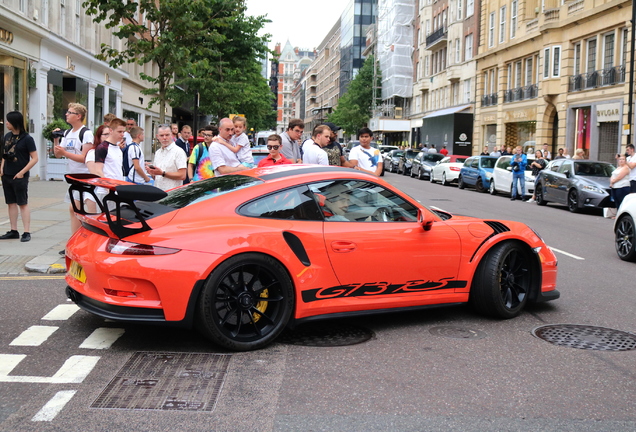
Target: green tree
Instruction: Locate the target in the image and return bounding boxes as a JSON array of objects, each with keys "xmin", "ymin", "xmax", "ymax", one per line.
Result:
[
  {"xmin": 328, "ymin": 55, "xmax": 380, "ymax": 134},
  {"xmin": 83, "ymin": 0, "xmax": 274, "ymax": 125}
]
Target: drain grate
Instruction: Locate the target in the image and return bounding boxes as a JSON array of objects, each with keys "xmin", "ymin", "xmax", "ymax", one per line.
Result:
[
  {"xmin": 533, "ymin": 324, "xmax": 636, "ymax": 351},
  {"xmin": 429, "ymin": 326, "xmax": 487, "ymax": 340},
  {"xmin": 280, "ymin": 323, "xmax": 374, "ymax": 347},
  {"xmin": 91, "ymin": 352, "xmax": 231, "ymax": 411}
]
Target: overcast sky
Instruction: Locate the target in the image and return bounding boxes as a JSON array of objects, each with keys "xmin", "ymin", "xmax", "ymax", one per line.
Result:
[{"xmin": 245, "ymin": 0, "xmax": 346, "ymax": 51}]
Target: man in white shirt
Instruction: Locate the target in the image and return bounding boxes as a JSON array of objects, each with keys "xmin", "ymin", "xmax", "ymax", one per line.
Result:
[
  {"xmin": 94, "ymin": 118, "xmax": 125, "ymax": 204},
  {"xmin": 124, "ymin": 118, "xmax": 136, "ymax": 145},
  {"xmin": 302, "ymin": 125, "xmax": 331, "ymax": 165},
  {"xmin": 52, "ymin": 103, "xmax": 94, "ymax": 236},
  {"xmin": 209, "ymin": 118, "xmax": 250, "ymax": 176},
  {"xmin": 146, "ymin": 125, "xmax": 187, "ymax": 191},
  {"xmin": 348, "ymin": 127, "xmax": 382, "ymax": 177}
]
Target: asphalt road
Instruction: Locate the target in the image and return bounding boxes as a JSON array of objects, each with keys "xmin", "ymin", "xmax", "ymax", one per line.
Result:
[{"xmin": 0, "ymin": 171, "xmax": 634, "ymax": 431}]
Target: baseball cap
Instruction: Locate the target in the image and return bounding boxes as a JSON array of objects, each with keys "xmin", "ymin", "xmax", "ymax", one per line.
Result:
[{"xmin": 322, "ymin": 122, "xmax": 341, "ymax": 132}]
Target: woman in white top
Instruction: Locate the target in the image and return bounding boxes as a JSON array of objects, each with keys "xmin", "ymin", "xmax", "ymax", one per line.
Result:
[{"xmin": 610, "ymin": 155, "xmax": 631, "ymax": 209}]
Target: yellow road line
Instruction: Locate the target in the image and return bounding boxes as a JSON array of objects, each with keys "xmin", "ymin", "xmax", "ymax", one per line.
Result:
[{"xmin": 0, "ymin": 276, "xmax": 66, "ymax": 281}]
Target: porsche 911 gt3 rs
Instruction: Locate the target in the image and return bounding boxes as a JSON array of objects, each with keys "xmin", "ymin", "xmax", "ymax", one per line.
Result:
[{"xmin": 64, "ymin": 166, "xmax": 559, "ymax": 351}]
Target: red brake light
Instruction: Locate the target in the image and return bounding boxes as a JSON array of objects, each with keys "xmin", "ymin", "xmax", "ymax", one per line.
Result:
[
  {"xmin": 450, "ymin": 166, "xmax": 461, "ymax": 171},
  {"xmin": 106, "ymin": 238, "xmax": 180, "ymax": 255}
]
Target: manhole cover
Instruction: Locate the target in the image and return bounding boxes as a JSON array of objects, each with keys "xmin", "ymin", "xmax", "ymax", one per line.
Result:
[
  {"xmin": 280, "ymin": 323, "xmax": 373, "ymax": 347},
  {"xmin": 429, "ymin": 326, "xmax": 487, "ymax": 339},
  {"xmin": 533, "ymin": 324, "xmax": 636, "ymax": 351},
  {"xmin": 91, "ymin": 352, "xmax": 231, "ymax": 411}
]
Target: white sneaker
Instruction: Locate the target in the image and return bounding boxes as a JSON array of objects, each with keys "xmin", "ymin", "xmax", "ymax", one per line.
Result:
[{"xmin": 526, "ymin": 198, "xmax": 535, "ymax": 203}]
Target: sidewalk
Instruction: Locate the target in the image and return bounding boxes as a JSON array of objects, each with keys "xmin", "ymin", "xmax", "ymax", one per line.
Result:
[{"xmin": 0, "ymin": 179, "xmax": 70, "ymax": 275}]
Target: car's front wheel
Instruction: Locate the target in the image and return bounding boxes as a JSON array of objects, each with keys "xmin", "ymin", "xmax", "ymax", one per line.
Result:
[
  {"xmin": 471, "ymin": 242, "xmax": 531, "ymax": 319},
  {"xmin": 475, "ymin": 177, "xmax": 486, "ymax": 193},
  {"xmin": 568, "ymin": 189, "xmax": 580, "ymax": 213},
  {"xmin": 441, "ymin": 172, "xmax": 449, "ymax": 186},
  {"xmin": 489, "ymin": 180, "xmax": 497, "ymax": 195},
  {"xmin": 458, "ymin": 175, "xmax": 465, "ymax": 189},
  {"xmin": 196, "ymin": 253, "xmax": 294, "ymax": 351},
  {"xmin": 615, "ymin": 215, "xmax": 636, "ymax": 261}
]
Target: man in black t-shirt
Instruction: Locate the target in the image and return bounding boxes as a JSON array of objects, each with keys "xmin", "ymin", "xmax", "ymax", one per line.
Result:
[
  {"xmin": 321, "ymin": 122, "xmax": 354, "ymax": 167},
  {"xmin": 0, "ymin": 111, "xmax": 38, "ymax": 242}
]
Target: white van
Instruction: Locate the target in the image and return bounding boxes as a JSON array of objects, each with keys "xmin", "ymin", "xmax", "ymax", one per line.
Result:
[{"xmin": 256, "ymin": 130, "xmax": 276, "ymax": 147}]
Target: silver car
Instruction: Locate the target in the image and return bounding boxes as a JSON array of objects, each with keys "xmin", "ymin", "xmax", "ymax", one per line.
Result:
[{"xmin": 534, "ymin": 159, "xmax": 614, "ymax": 212}]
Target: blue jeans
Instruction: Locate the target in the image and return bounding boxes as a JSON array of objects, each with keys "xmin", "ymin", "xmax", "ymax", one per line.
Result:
[{"xmin": 511, "ymin": 173, "xmax": 525, "ymax": 198}]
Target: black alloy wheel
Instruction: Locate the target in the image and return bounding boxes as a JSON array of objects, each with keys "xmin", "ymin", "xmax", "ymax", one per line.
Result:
[
  {"xmin": 567, "ymin": 189, "xmax": 580, "ymax": 213},
  {"xmin": 197, "ymin": 253, "xmax": 294, "ymax": 351},
  {"xmin": 471, "ymin": 242, "xmax": 531, "ymax": 319},
  {"xmin": 458, "ymin": 175, "xmax": 465, "ymax": 189},
  {"xmin": 475, "ymin": 177, "xmax": 486, "ymax": 193},
  {"xmin": 615, "ymin": 215, "xmax": 636, "ymax": 261}
]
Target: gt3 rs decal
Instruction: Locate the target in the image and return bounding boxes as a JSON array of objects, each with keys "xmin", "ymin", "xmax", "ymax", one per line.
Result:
[{"xmin": 301, "ymin": 278, "xmax": 468, "ymax": 303}]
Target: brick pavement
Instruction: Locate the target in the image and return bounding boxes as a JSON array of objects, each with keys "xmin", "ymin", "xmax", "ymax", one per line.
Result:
[{"xmin": 0, "ymin": 179, "xmax": 70, "ymax": 275}]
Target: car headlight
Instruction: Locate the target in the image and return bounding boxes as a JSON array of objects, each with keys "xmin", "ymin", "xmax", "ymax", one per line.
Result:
[
  {"xmin": 424, "ymin": 166, "xmax": 431, "ymax": 171},
  {"xmin": 582, "ymin": 185, "xmax": 604, "ymax": 194},
  {"xmin": 525, "ymin": 176, "xmax": 533, "ymax": 182},
  {"xmin": 485, "ymin": 172, "xmax": 492, "ymax": 179}
]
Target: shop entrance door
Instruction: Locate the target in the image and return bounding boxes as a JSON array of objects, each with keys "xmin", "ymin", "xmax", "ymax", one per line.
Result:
[{"xmin": 598, "ymin": 122, "xmax": 619, "ymax": 163}]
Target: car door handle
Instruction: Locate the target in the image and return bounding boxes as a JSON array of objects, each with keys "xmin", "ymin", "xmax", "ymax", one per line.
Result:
[{"xmin": 331, "ymin": 241, "xmax": 357, "ymax": 253}]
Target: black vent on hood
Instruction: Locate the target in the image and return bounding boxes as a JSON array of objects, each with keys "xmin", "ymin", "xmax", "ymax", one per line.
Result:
[{"xmin": 484, "ymin": 221, "xmax": 510, "ymax": 234}]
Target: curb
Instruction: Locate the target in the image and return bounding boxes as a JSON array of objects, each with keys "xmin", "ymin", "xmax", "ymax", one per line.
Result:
[{"xmin": 25, "ymin": 256, "xmax": 67, "ymax": 274}]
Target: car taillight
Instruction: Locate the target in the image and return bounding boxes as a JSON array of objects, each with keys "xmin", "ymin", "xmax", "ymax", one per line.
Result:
[
  {"xmin": 450, "ymin": 166, "xmax": 461, "ymax": 171},
  {"xmin": 106, "ymin": 238, "xmax": 180, "ymax": 255}
]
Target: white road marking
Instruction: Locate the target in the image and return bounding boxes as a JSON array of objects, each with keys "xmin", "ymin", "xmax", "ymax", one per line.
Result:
[
  {"xmin": 10, "ymin": 326, "xmax": 59, "ymax": 346},
  {"xmin": 549, "ymin": 246, "xmax": 585, "ymax": 260},
  {"xmin": 41, "ymin": 304, "xmax": 80, "ymax": 321},
  {"xmin": 79, "ymin": 328, "xmax": 125, "ymax": 349},
  {"xmin": 0, "ymin": 355, "xmax": 100, "ymax": 383},
  {"xmin": 31, "ymin": 390, "xmax": 77, "ymax": 422}
]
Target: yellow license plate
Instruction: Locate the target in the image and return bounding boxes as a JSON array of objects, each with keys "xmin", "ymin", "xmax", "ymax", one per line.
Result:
[{"xmin": 69, "ymin": 261, "xmax": 87, "ymax": 283}]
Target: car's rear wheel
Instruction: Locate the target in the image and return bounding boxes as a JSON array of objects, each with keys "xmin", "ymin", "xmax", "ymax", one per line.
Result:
[
  {"xmin": 475, "ymin": 177, "xmax": 486, "ymax": 193},
  {"xmin": 471, "ymin": 242, "xmax": 531, "ymax": 319},
  {"xmin": 403, "ymin": 166, "xmax": 408, "ymax": 176},
  {"xmin": 196, "ymin": 253, "xmax": 294, "ymax": 351},
  {"xmin": 410, "ymin": 167, "xmax": 416, "ymax": 178},
  {"xmin": 489, "ymin": 180, "xmax": 497, "ymax": 195},
  {"xmin": 615, "ymin": 215, "xmax": 636, "ymax": 261},
  {"xmin": 458, "ymin": 175, "xmax": 465, "ymax": 189},
  {"xmin": 568, "ymin": 189, "xmax": 580, "ymax": 213},
  {"xmin": 441, "ymin": 172, "xmax": 449, "ymax": 186},
  {"xmin": 535, "ymin": 183, "xmax": 548, "ymax": 206}
]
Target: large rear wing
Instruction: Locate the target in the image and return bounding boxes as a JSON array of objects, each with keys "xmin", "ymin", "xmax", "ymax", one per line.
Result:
[{"xmin": 65, "ymin": 174, "xmax": 168, "ymax": 238}]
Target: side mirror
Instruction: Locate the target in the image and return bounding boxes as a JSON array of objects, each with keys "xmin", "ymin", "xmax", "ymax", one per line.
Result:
[
  {"xmin": 418, "ymin": 209, "xmax": 434, "ymax": 231},
  {"xmin": 506, "ymin": 166, "xmax": 512, "ymax": 171},
  {"xmin": 563, "ymin": 170, "xmax": 570, "ymax": 178}
]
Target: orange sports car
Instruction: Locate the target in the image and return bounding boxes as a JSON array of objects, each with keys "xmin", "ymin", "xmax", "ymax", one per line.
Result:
[{"xmin": 64, "ymin": 166, "xmax": 559, "ymax": 351}]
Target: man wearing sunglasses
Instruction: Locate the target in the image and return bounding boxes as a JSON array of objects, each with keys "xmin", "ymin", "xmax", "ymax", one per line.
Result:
[{"xmin": 257, "ymin": 135, "xmax": 292, "ymax": 167}]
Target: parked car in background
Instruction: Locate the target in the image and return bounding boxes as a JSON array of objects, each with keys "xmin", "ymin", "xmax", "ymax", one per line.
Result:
[
  {"xmin": 534, "ymin": 159, "xmax": 614, "ymax": 212},
  {"xmin": 458, "ymin": 156, "xmax": 498, "ymax": 192},
  {"xmin": 378, "ymin": 145, "xmax": 399, "ymax": 156},
  {"xmin": 251, "ymin": 147, "xmax": 270, "ymax": 165},
  {"xmin": 430, "ymin": 155, "xmax": 469, "ymax": 185},
  {"xmin": 614, "ymin": 193, "xmax": 636, "ymax": 261},
  {"xmin": 398, "ymin": 149, "xmax": 421, "ymax": 176},
  {"xmin": 411, "ymin": 152, "xmax": 445, "ymax": 180},
  {"xmin": 386, "ymin": 149, "xmax": 404, "ymax": 173},
  {"xmin": 490, "ymin": 155, "xmax": 536, "ymax": 197}
]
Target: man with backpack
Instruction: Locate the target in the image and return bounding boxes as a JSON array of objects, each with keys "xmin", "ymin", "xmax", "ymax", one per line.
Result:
[
  {"xmin": 123, "ymin": 126, "xmax": 152, "ymax": 184},
  {"xmin": 52, "ymin": 103, "xmax": 94, "ymax": 238},
  {"xmin": 188, "ymin": 125, "xmax": 217, "ymax": 181}
]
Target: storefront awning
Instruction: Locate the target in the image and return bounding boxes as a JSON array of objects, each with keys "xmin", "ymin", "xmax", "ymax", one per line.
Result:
[{"xmin": 422, "ymin": 104, "xmax": 473, "ymax": 119}]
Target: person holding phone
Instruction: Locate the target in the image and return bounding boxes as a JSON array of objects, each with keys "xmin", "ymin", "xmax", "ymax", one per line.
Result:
[
  {"xmin": 146, "ymin": 125, "xmax": 187, "ymax": 191},
  {"xmin": 510, "ymin": 145, "xmax": 528, "ymax": 201}
]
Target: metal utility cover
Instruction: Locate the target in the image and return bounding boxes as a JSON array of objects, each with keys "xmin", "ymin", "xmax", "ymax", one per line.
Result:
[{"xmin": 92, "ymin": 352, "xmax": 231, "ymax": 411}]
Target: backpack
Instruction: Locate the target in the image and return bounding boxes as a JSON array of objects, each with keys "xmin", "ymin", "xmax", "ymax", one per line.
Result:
[
  {"xmin": 64, "ymin": 126, "xmax": 89, "ymax": 143},
  {"xmin": 122, "ymin": 143, "xmax": 133, "ymax": 178},
  {"xmin": 193, "ymin": 143, "xmax": 207, "ymax": 169}
]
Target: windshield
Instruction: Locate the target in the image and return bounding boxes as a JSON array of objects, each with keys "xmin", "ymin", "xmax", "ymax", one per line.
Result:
[
  {"xmin": 158, "ymin": 175, "xmax": 263, "ymax": 209},
  {"xmin": 574, "ymin": 162, "xmax": 614, "ymax": 177},
  {"xmin": 480, "ymin": 157, "xmax": 497, "ymax": 169},
  {"xmin": 405, "ymin": 150, "xmax": 419, "ymax": 158},
  {"xmin": 423, "ymin": 153, "xmax": 445, "ymax": 162}
]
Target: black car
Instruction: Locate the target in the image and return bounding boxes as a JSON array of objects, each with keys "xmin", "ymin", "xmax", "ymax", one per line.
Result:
[
  {"xmin": 411, "ymin": 152, "xmax": 445, "ymax": 180},
  {"xmin": 385, "ymin": 149, "xmax": 405, "ymax": 173},
  {"xmin": 397, "ymin": 149, "xmax": 420, "ymax": 175}
]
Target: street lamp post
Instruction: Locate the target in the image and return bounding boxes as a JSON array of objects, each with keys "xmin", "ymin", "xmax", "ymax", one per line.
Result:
[{"xmin": 628, "ymin": 2, "xmax": 636, "ymax": 147}]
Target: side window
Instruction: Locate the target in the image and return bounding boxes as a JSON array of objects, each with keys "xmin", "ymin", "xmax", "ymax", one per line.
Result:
[
  {"xmin": 463, "ymin": 158, "xmax": 472, "ymax": 167},
  {"xmin": 471, "ymin": 159, "xmax": 479, "ymax": 168},
  {"xmin": 558, "ymin": 161, "xmax": 571, "ymax": 174},
  {"xmin": 497, "ymin": 156, "xmax": 510, "ymax": 169},
  {"xmin": 308, "ymin": 180, "xmax": 419, "ymax": 222},
  {"xmin": 549, "ymin": 161, "xmax": 562, "ymax": 172},
  {"xmin": 239, "ymin": 186, "xmax": 323, "ymax": 220}
]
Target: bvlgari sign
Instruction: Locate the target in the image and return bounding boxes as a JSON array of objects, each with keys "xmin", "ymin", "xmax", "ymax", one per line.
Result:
[
  {"xmin": 0, "ymin": 28, "xmax": 14, "ymax": 44},
  {"xmin": 596, "ymin": 102, "xmax": 621, "ymax": 123}
]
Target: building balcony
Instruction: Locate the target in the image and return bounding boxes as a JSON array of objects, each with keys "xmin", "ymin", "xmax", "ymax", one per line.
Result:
[
  {"xmin": 446, "ymin": 64, "xmax": 462, "ymax": 82},
  {"xmin": 544, "ymin": 7, "xmax": 560, "ymax": 23},
  {"xmin": 569, "ymin": 66, "xmax": 625, "ymax": 92},
  {"xmin": 426, "ymin": 27, "xmax": 448, "ymax": 50},
  {"xmin": 503, "ymin": 84, "xmax": 538, "ymax": 103},
  {"xmin": 481, "ymin": 93, "xmax": 498, "ymax": 107}
]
